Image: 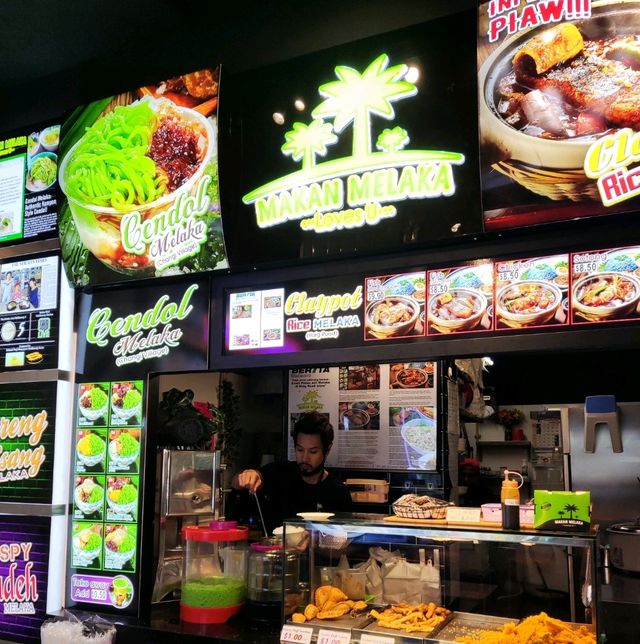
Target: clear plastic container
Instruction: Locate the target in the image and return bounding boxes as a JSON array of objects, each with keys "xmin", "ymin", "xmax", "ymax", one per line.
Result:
[
  {"xmin": 180, "ymin": 520, "xmax": 249, "ymax": 624},
  {"xmin": 247, "ymin": 538, "xmax": 301, "ymax": 622}
]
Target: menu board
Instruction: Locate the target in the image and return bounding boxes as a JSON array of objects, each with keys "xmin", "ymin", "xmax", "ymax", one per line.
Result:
[
  {"xmin": 478, "ymin": 1, "xmax": 640, "ymax": 231},
  {"xmin": 221, "ymin": 14, "xmax": 482, "ymax": 268},
  {"xmin": 58, "ymin": 66, "xmax": 229, "ymax": 287},
  {"xmin": 426, "ymin": 262, "xmax": 494, "ymax": 335},
  {"xmin": 0, "ymin": 254, "xmax": 59, "ymax": 370},
  {"xmin": 0, "ymin": 121, "xmax": 61, "ymax": 247},
  {"xmin": 0, "ymin": 516, "xmax": 51, "ymax": 643},
  {"xmin": 288, "ymin": 363, "xmax": 438, "ymax": 471},
  {"xmin": 77, "ymin": 278, "xmax": 209, "ymax": 380},
  {"xmin": 494, "ymin": 254, "xmax": 569, "ymax": 330},
  {"xmin": 0, "ymin": 381, "xmax": 57, "ymax": 504},
  {"xmin": 68, "ymin": 379, "xmax": 144, "ymax": 614},
  {"xmin": 571, "ymin": 246, "xmax": 640, "ymax": 325},
  {"xmin": 226, "ymin": 278, "xmax": 364, "ymax": 353}
]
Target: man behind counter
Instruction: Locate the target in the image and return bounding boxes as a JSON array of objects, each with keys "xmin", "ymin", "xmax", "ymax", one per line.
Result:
[{"xmin": 232, "ymin": 411, "xmax": 352, "ymax": 533}]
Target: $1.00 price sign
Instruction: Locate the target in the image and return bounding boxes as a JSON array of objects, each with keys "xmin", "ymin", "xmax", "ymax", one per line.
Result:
[
  {"xmin": 280, "ymin": 625, "xmax": 313, "ymax": 644},
  {"xmin": 360, "ymin": 634, "xmax": 395, "ymax": 644},
  {"xmin": 317, "ymin": 628, "xmax": 351, "ymax": 644}
]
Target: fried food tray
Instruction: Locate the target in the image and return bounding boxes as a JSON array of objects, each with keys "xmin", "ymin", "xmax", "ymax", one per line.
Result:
[
  {"xmin": 430, "ymin": 611, "xmax": 517, "ymax": 642},
  {"xmin": 359, "ymin": 611, "xmax": 453, "ymax": 641},
  {"xmin": 306, "ymin": 612, "xmax": 373, "ymax": 630}
]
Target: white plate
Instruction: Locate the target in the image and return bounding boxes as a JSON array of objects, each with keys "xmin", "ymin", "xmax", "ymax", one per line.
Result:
[
  {"xmin": 1, "ymin": 322, "xmax": 16, "ymax": 342},
  {"xmin": 296, "ymin": 512, "xmax": 334, "ymax": 521}
]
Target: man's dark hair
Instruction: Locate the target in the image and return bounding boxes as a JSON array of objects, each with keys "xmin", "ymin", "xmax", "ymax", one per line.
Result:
[{"xmin": 292, "ymin": 411, "xmax": 334, "ymax": 453}]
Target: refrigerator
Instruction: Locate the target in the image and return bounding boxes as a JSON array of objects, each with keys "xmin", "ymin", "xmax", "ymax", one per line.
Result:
[{"xmin": 564, "ymin": 403, "xmax": 640, "ymax": 528}]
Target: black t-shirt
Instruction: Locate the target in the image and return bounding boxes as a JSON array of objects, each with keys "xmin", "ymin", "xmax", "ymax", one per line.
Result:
[{"xmin": 258, "ymin": 461, "xmax": 352, "ymax": 533}]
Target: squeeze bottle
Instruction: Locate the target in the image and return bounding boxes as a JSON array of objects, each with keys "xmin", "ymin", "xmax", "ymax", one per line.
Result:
[{"xmin": 501, "ymin": 470, "xmax": 523, "ymax": 530}]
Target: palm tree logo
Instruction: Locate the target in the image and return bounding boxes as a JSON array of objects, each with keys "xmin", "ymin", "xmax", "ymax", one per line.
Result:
[
  {"xmin": 377, "ymin": 126, "xmax": 409, "ymax": 153},
  {"xmin": 281, "ymin": 120, "xmax": 338, "ymax": 170},
  {"xmin": 311, "ymin": 53, "xmax": 417, "ymax": 159},
  {"xmin": 562, "ymin": 504, "xmax": 579, "ymax": 519}
]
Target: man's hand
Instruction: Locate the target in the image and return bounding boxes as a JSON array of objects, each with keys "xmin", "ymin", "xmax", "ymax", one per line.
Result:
[{"xmin": 232, "ymin": 469, "xmax": 263, "ymax": 494}]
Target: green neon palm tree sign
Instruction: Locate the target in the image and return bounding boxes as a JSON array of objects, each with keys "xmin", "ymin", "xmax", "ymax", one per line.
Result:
[{"xmin": 242, "ymin": 53, "xmax": 464, "ymax": 225}]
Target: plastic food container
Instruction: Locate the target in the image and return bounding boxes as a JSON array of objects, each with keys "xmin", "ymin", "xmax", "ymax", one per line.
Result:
[
  {"xmin": 345, "ymin": 478, "xmax": 390, "ymax": 503},
  {"xmin": 181, "ymin": 521, "xmax": 248, "ymax": 624},
  {"xmin": 481, "ymin": 503, "xmax": 534, "ymax": 525}
]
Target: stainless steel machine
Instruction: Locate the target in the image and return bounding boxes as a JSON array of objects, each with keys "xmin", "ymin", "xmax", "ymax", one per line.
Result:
[{"xmin": 152, "ymin": 449, "xmax": 222, "ymax": 603}]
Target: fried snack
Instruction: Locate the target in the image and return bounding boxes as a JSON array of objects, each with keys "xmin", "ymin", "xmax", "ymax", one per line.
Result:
[
  {"xmin": 352, "ymin": 600, "xmax": 368, "ymax": 611},
  {"xmin": 291, "ymin": 613, "xmax": 306, "ymax": 623},
  {"xmin": 370, "ymin": 602, "xmax": 451, "ymax": 634},
  {"xmin": 314, "ymin": 585, "xmax": 332, "ymax": 608},
  {"xmin": 317, "ymin": 603, "xmax": 350, "ymax": 620},
  {"xmin": 303, "ymin": 604, "xmax": 318, "ymax": 620},
  {"xmin": 454, "ymin": 612, "xmax": 596, "ymax": 644}
]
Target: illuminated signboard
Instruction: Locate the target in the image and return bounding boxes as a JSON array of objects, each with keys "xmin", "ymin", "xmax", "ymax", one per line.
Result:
[
  {"xmin": 77, "ymin": 278, "xmax": 209, "ymax": 380},
  {"xmin": 477, "ymin": 1, "xmax": 640, "ymax": 231},
  {"xmin": 59, "ymin": 66, "xmax": 229, "ymax": 287},
  {"xmin": 0, "ymin": 120, "xmax": 61, "ymax": 248},
  {"xmin": 0, "ymin": 381, "xmax": 57, "ymax": 504},
  {"xmin": 0, "ymin": 516, "xmax": 50, "ymax": 644},
  {"xmin": 221, "ymin": 15, "xmax": 482, "ymax": 267},
  {"xmin": 0, "ymin": 254, "xmax": 60, "ymax": 371}
]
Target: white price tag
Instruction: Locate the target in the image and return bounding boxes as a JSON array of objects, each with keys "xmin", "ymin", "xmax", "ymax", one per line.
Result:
[
  {"xmin": 447, "ymin": 506, "xmax": 482, "ymax": 524},
  {"xmin": 317, "ymin": 628, "xmax": 351, "ymax": 644},
  {"xmin": 280, "ymin": 625, "xmax": 313, "ymax": 644},
  {"xmin": 360, "ymin": 634, "xmax": 395, "ymax": 644}
]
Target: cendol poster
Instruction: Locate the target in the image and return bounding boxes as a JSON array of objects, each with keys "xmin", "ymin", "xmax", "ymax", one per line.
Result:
[{"xmin": 58, "ymin": 67, "xmax": 229, "ymax": 287}]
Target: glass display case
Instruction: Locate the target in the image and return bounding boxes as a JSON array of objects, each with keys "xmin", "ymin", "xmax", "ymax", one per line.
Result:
[{"xmin": 282, "ymin": 515, "xmax": 600, "ymax": 643}]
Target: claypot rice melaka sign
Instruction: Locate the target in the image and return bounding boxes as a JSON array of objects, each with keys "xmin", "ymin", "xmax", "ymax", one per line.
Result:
[
  {"xmin": 59, "ymin": 67, "xmax": 229, "ymax": 287},
  {"xmin": 478, "ymin": 0, "xmax": 640, "ymax": 230}
]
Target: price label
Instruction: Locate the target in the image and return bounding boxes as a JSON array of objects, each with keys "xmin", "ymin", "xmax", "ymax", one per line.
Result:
[
  {"xmin": 360, "ymin": 634, "xmax": 395, "ymax": 644},
  {"xmin": 574, "ymin": 261, "xmax": 598, "ymax": 273},
  {"xmin": 447, "ymin": 506, "xmax": 482, "ymax": 524},
  {"xmin": 280, "ymin": 625, "xmax": 313, "ymax": 644},
  {"xmin": 317, "ymin": 628, "xmax": 351, "ymax": 644}
]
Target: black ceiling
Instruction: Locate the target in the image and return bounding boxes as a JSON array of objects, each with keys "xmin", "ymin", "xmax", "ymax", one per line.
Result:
[{"xmin": 0, "ymin": 0, "xmax": 475, "ymax": 130}]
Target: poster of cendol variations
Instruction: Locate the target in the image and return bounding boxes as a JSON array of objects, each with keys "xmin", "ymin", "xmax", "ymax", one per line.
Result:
[{"xmin": 59, "ymin": 67, "xmax": 229, "ymax": 287}]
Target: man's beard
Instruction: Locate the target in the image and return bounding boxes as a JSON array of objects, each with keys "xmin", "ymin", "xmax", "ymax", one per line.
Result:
[{"xmin": 298, "ymin": 460, "xmax": 325, "ymax": 478}]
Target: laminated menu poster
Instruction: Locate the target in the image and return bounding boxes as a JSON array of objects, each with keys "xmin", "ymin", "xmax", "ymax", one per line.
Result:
[
  {"xmin": 571, "ymin": 246, "xmax": 640, "ymax": 324},
  {"xmin": 0, "ymin": 120, "xmax": 61, "ymax": 247},
  {"xmin": 58, "ymin": 66, "xmax": 229, "ymax": 287},
  {"xmin": 69, "ymin": 379, "xmax": 143, "ymax": 614},
  {"xmin": 478, "ymin": 1, "xmax": 640, "ymax": 231},
  {"xmin": 288, "ymin": 363, "xmax": 438, "ymax": 471},
  {"xmin": 494, "ymin": 254, "xmax": 569, "ymax": 330},
  {"xmin": 0, "ymin": 254, "xmax": 60, "ymax": 371},
  {"xmin": 0, "ymin": 516, "xmax": 51, "ymax": 644},
  {"xmin": 426, "ymin": 262, "xmax": 494, "ymax": 335},
  {"xmin": 363, "ymin": 272, "xmax": 426, "ymax": 341}
]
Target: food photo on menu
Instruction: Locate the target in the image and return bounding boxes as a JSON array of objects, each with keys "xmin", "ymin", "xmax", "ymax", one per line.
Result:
[
  {"xmin": 364, "ymin": 272, "xmax": 426, "ymax": 340},
  {"xmin": 110, "ymin": 381, "xmax": 143, "ymax": 426},
  {"xmin": 77, "ymin": 383, "xmax": 110, "ymax": 426},
  {"xmin": 108, "ymin": 429, "xmax": 141, "ymax": 473},
  {"xmin": 427, "ymin": 262, "xmax": 494, "ymax": 335},
  {"xmin": 338, "ymin": 401, "xmax": 380, "ymax": 430},
  {"xmin": 75, "ymin": 430, "xmax": 107, "ymax": 473},
  {"xmin": 106, "ymin": 476, "xmax": 138, "ymax": 522},
  {"xmin": 104, "ymin": 524, "xmax": 137, "ymax": 572},
  {"xmin": 389, "ymin": 362, "xmax": 434, "ymax": 389},
  {"xmin": 571, "ymin": 246, "xmax": 640, "ymax": 324},
  {"xmin": 72, "ymin": 522, "xmax": 103, "ymax": 569},
  {"xmin": 494, "ymin": 255, "xmax": 569, "ymax": 329},
  {"xmin": 73, "ymin": 475, "xmax": 105, "ymax": 520},
  {"xmin": 389, "ymin": 406, "xmax": 437, "ymax": 470},
  {"xmin": 26, "ymin": 125, "xmax": 60, "ymax": 194},
  {"xmin": 338, "ymin": 365, "xmax": 380, "ymax": 390}
]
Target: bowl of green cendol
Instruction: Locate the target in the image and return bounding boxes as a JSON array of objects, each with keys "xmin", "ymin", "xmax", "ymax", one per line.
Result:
[
  {"xmin": 78, "ymin": 384, "xmax": 109, "ymax": 422},
  {"xmin": 108, "ymin": 432, "xmax": 140, "ymax": 467}
]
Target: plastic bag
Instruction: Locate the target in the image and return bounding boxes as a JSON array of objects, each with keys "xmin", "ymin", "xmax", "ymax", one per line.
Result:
[
  {"xmin": 376, "ymin": 548, "xmax": 441, "ymax": 605},
  {"xmin": 41, "ymin": 610, "xmax": 116, "ymax": 643},
  {"xmin": 355, "ymin": 548, "xmax": 384, "ymax": 602}
]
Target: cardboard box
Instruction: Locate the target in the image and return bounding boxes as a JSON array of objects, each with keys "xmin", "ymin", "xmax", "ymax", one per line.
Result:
[
  {"xmin": 345, "ymin": 479, "xmax": 389, "ymax": 503},
  {"xmin": 534, "ymin": 491, "xmax": 591, "ymax": 531}
]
